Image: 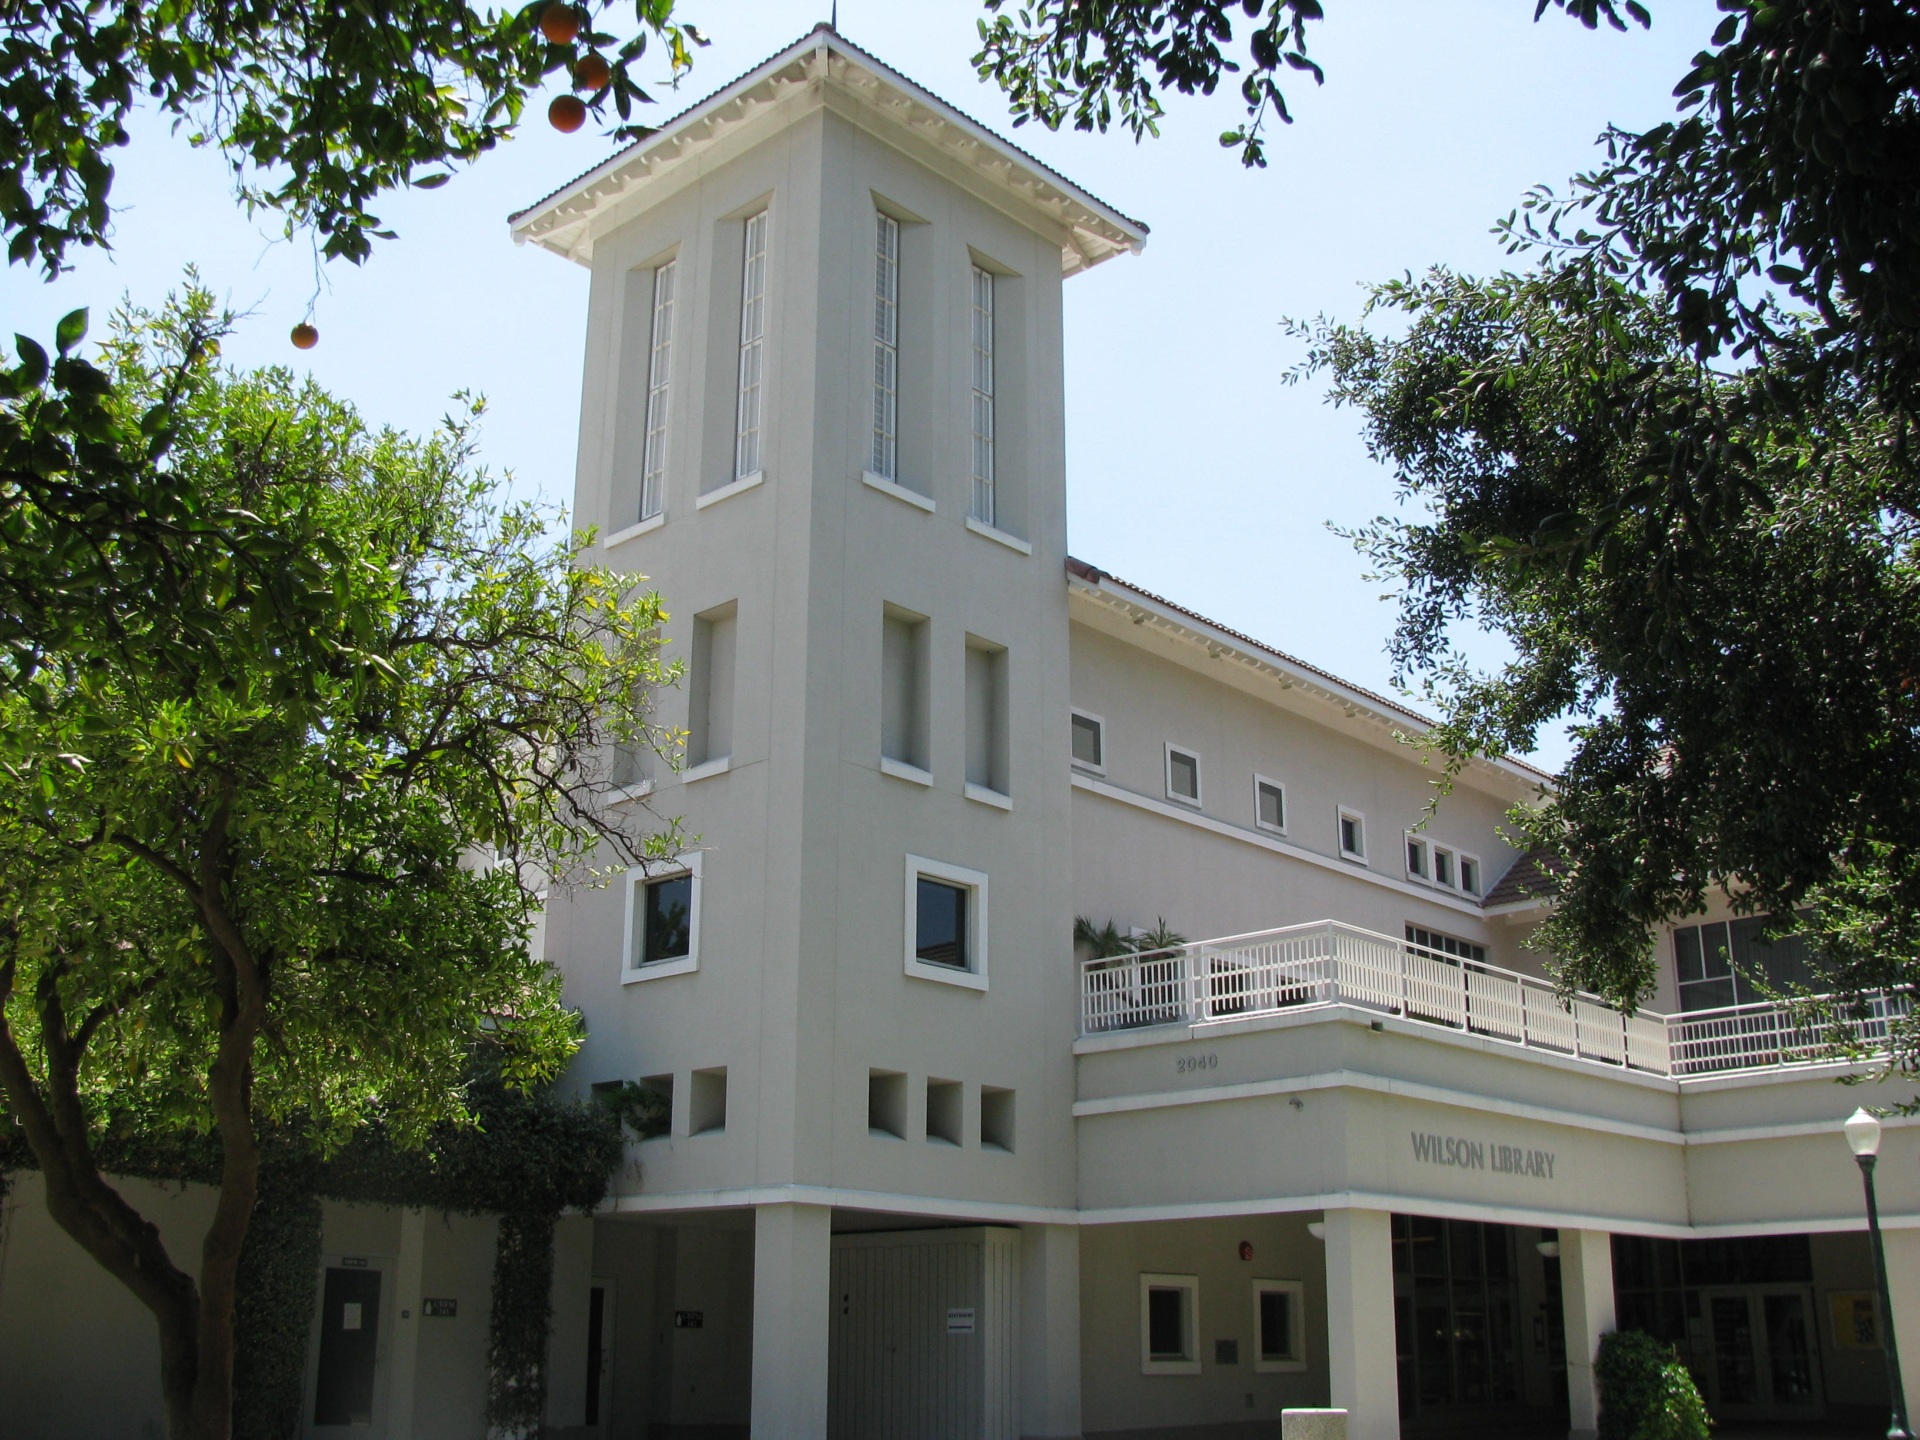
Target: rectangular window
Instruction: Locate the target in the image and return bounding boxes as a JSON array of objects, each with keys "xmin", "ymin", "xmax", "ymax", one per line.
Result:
[
  {"xmin": 1253, "ymin": 1280, "xmax": 1306, "ymax": 1372},
  {"xmin": 965, "ymin": 638, "xmax": 1009, "ymax": 798},
  {"xmin": 1165, "ymin": 744, "xmax": 1201, "ymax": 806},
  {"xmin": 1255, "ymin": 776, "xmax": 1286, "ymax": 834},
  {"xmin": 734, "ymin": 209, "xmax": 770, "ymax": 480},
  {"xmin": 881, "ymin": 605, "xmax": 930, "ymax": 775},
  {"xmin": 1405, "ymin": 923, "xmax": 1487, "ymax": 966},
  {"xmin": 1459, "ymin": 855, "xmax": 1480, "ymax": 896},
  {"xmin": 1070, "ymin": 709, "xmax": 1105, "ymax": 772},
  {"xmin": 639, "ymin": 259, "xmax": 676, "ymax": 521},
  {"xmin": 687, "ymin": 602, "xmax": 737, "ymax": 770},
  {"xmin": 623, "ymin": 853, "xmax": 702, "ymax": 980},
  {"xmin": 905, "ymin": 856, "xmax": 989, "ymax": 989},
  {"xmin": 1433, "ymin": 846, "xmax": 1454, "ymax": 889},
  {"xmin": 1671, "ymin": 917, "xmax": 1811, "ymax": 1011},
  {"xmin": 1338, "ymin": 808, "xmax": 1367, "ymax": 862},
  {"xmin": 969, "ymin": 265, "xmax": 995, "ymax": 525},
  {"xmin": 1139, "ymin": 1274, "xmax": 1200, "ymax": 1375},
  {"xmin": 871, "ymin": 213, "xmax": 899, "ymax": 479},
  {"xmin": 1406, "ymin": 834, "xmax": 1429, "ymax": 879}
]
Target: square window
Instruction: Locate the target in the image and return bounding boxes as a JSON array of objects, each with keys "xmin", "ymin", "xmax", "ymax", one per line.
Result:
[
  {"xmin": 905, "ymin": 856, "xmax": 988, "ymax": 990},
  {"xmin": 1338, "ymin": 809, "xmax": 1367, "ymax": 863},
  {"xmin": 1139, "ymin": 1274, "xmax": 1199, "ymax": 1375},
  {"xmin": 622, "ymin": 854, "xmax": 702, "ymax": 981},
  {"xmin": 1071, "ymin": 710, "xmax": 1105, "ymax": 771},
  {"xmin": 1255, "ymin": 777, "xmax": 1286, "ymax": 834},
  {"xmin": 1166, "ymin": 745, "xmax": 1201, "ymax": 805},
  {"xmin": 1253, "ymin": 1280, "xmax": 1306, "ymax": 1372}
]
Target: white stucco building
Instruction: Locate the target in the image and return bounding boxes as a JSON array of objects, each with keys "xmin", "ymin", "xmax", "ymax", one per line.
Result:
[{"xmin": 3, "ymin": 27, "xmax": 1917, "ymax": 1440}]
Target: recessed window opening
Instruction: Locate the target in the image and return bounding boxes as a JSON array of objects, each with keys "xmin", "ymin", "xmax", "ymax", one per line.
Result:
[
  {"xmin": 1406, "ymin": 834, "xmax": 1429, "ymax": 879},
  {"xmin": 969, "ymin": 265, "xmax": 995, "ymax": 525},
  {"xmin": 1139, "ymin": 1274, "xmax": 1200, "ymax": 1375},
  {"xmin": 689, "ymin": 1067, "xmax": 727, "ymax": 1135},
  {"xmin": 1433, "ymin": 846, "xmax": 1454, "ymax": 888},
  {"xmin": 925, "ymin": 1078, "xmax": 962, "ymax": 1146},
  {"xmin": 734, "ymin": 209, "xmax": 770, "ymax": 480},
  {"xmin": 1165, "ymin": 745, "xmax": 1201, "ymax": 806},
  {"xmin": 904, "ymin": 856, "xmax": 988, "ymax": 988},
  {"xmin": 1253, "ymin": 1280, "xmax": 1306, "ymax": 1371},
  {"xmin": 1405, "ymin": 923, "xmax": 1488, "ymax": 966},
  {"xmin": 881, "ymin": 605, "xmax": 930, "ymax": 772},
  {"xmin": 965, "ymin": 637, "xmax": 1010, "ymax": 797},
  {"xmin": 1255, "ymin": 776, "xmax": 1286, "ymax": 834},
  {"xmin": 1070, "ymin": 710, "xmax": 1105, "ymax": 772},
  {"xmin": 867, "ymin": 1069, "xmax": 907, "ymax": 1139},
  {"xmin": 687, "ymin": 602, "xmax": 737, "ymax": 769},
  {"xmin": 916, "ymin": 878, "xmax": 968, "ymax": 967},
  {"xmin": 639, "ymin": 259, "xmax": 676, "ymax": 521},
  {"xmin": 871, "ymin": 212, "xmax": 899, "ymax": 480},
  {"xmin": 1459, "ymin": 855, "xmax": 1481, "ymax": 895},
  {"xmin": 1338, "ymin": 808, "xmax": 1367, "ymax": 862},
  {"xmin": 980, "ymin": 1085, "xmax": 1014, "ymax": 1152}
]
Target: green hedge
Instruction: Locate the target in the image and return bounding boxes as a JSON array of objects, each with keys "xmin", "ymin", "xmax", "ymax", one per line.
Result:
[{"xmin": 1596, "ymin": 1329, "xmax": 1713, "ymax": 1440}]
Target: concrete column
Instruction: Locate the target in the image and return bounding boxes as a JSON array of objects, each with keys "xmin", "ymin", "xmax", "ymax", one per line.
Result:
[
  {"xmin": 1323, "ymin": 1208, "xmax": 1399, "ymax": 1440},
  {"xmin": 387, "ymin": 1209, "xmax": 426, "ymax": 1440},
  {"xmin": 1560, "ymin": 1229, "xmax": 1616, "ymax": 1440},
  {"xmin": 1883, "ymin": 1227, "xmax": 1920, "ymax": 1423},
  {"xmin": 546, "ymin": 1215, "xmax": 596, "ymax": 1429},
  {"xmin": 1018, "ymin": 1224, "xmax": 1082, "ymax": 1440},
  {"xmin": 750, "ymin": 1202, "xmax": 832, "ymax": 1440}
]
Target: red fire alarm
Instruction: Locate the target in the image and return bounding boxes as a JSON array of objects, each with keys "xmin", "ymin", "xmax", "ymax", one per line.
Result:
[{"xmin": 1238, "ymin": 1240, "xmax": 1254, "ymax": 1262}]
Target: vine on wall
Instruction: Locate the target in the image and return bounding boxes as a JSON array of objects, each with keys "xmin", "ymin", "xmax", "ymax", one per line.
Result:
[{"xmin": 486, "ymin": 1210, "xmax": 557, "ymax": 1439}]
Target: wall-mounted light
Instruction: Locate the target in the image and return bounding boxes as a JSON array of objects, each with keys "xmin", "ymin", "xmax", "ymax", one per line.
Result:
[
  {"xmin": 1238, "ymin": 1240, "xmax": 1254, "ymax": 1262},
  {"xmin": 1306, "ymin": 1222, "xmax": 1326, "ymax": 1242}
]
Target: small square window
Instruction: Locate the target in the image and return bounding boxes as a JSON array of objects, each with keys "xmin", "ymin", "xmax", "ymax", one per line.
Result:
[
  {"xmin": 622, "ymin": 854, "xmax": 702, "ymax": 981},
  {"xmin": 905, "ymin": 856, "xmax": 988, "ymax": 990},
  {"xmin": 1338, "ymin": 809, "xmax": 1367, "ymax": 863},
  {"xmin": 1070, "ymin": 710, "xmax": 1105, "ymax": 772},
  {"xmin": 1253, "ymin": 1280, "xmax": 1306, "ymax": 1372},
  {"xmin": 1139, "ymin": 1274, "xmax": 1200, "ymax": 1375},
  {"xmin": 1254, "ymin": 776, "xmax": 1286, "ymax": 834},
  {"xmin": 1166, "ymin": 745, "xmax": 1201, "ymax": 805}
]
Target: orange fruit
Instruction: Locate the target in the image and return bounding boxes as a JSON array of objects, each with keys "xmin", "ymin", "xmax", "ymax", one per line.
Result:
[
  {"xmin": 290, "ymin": 323, "xmax": 318, "ymax": 350},
  {"xmin": 539, "ymin": 3, "xmax": 579, "ymax": 44},
  {"xmin": 549, "ymin": 94, "xmax": 587, "ymax": 132},
  {"xmin": 573, "ymin": 53, "xmax": 610, "ymax": 91}
]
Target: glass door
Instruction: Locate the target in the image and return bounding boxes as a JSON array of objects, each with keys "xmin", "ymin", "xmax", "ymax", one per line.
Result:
[{"xmin": 1697, "ymin": 1288, "xmax": 1822, "ymax": 1421}]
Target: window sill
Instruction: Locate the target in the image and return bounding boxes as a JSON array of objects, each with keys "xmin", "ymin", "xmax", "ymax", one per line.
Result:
[
  {"xmin": 623, "ymin": 955, "xmax": 698, "ymax": 984},
  {"xmin": 1339, "ymin": 853, "xmax": 1370, "ymax": 868},
  {"xmin": 681, "ymin": 756, "xmax": 732, "ymax": 785},
  {"xmin": 880, "ymin": 757, "xmax": 933, "ymax": 787},
  {"xmin": 697, "ymin": 471, "xmax": 764, "ymax": 510},
  {"xmin": 1070, "ymin": 761, "xmax": 1106, "ymax": 779},
  {"xmin": 964, "ymin": 516, "xmax": 1032, "ymax": 555},
  {"xmin": 1255, "ymin": 823, "xmax": 1289, "ymax": 839},
  {"xmin": 964, "ymin": 783, "xmax": 1012, "ymax": 811},
  {"xmin": 862, "ymin": 471, "xmax": 935, "ymax": 512},
  {"xmin": 905, "ymin": 958, "xmax": 988, "ymax": 992},
  {"xmin": 607, "ymin": 779, "xmax": 656, "ymax": 805},
  {"xmin": 604, "ymin": 513, "xmax": 666, "ymax": 548},
  {"xmin": 1165, "ymin": 792, "xmax": 1203, "ymax": 810}
]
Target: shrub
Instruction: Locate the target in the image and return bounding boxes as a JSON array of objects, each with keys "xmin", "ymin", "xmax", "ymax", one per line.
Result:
[{"xmin": 1596, "ymin": 1329, "xmax": 1712, "ymax": 1440}]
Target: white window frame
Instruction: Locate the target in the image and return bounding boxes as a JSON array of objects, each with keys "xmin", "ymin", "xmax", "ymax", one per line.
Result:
[
  {"xmin": 1337, "ymin": 807, "xmax": 1368, "ymax": 864},
  {"xmin": 1138, "ymin": 1273, "xmax": 1200, "ymax": 1376},
  {"xmin": 1405, "ymin": 832, "xmax": 1430, "ymax": 882},
  {"xmin": 871, "ymin": 212, "xmax": 899, "ymax": 480},
  {"xmin": 1458, "ymin": 852, "xmax": 1482, "ymax": 897},
  {"xmin": 1405, "ymin": 832, "xmax": 1482, "ymax": 896},
  {"xmin": 638, "ymin": 257, "xmax": 676, "ymax": 522},
  {"xmin": 621, "ymin": 851, "xmax": 703, "ymax": 982},
  {"xmin": 968, "ymin": 264, "xmax": 995, "ymax": 526},
  {"xmin": 904, "ymin": 855, "xmax": 988, "ymax": 992},
  {"xmin": 1070, "ymin": 708, "xmax": 1106, "ymax": 775},
  {"xmin": 1164, "ymin": 743, "xmax": 1202, "ymax": 808},
  {"xmin": 1251, "ymin": 1279, "xmax": 1306, "ymax": 1373},
  {"xmin": 733, "ymin": 208, "xmax": 770, "ymax": 482},
  {"xmin": 1253, "ymin": 774, "xmax": 1287, "ymax": 835}
]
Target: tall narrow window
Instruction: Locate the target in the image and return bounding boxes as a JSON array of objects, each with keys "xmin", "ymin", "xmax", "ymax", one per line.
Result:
[
  {"xmin": 871, "ymin": 214, "xmax": 900, "ymax": 479},
  {"xmin": 969, "ymin": 265, "xmax": 995, "ymax": 524},
  {"xmin": 638, "ymin": 260, "xmax": 676, "ymax": 521},
  {"xmin": 881, "ymin": 604, "xmax": 929, "ymax": 774},
  {"xmin": 966, "ymin": 637, "xmax": 1009, "ymax": 798},
  {"xmin": 734, "ymin": 210, "xmax": 770, "ymax": 480},
  {"xmin": 687, "ymin": 602, "xmax": 737, "ymax": 770}
]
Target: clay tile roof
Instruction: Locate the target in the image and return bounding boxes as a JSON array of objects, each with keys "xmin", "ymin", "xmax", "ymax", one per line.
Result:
[{"xmin": 1482, "ymin": 847, "xmax": 1566, "ymax": 909}]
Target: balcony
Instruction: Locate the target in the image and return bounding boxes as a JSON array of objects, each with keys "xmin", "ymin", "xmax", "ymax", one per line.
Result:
[{"xmin": 1077, "ymin": 919, "xmax": 1905, "ymax": 1079}]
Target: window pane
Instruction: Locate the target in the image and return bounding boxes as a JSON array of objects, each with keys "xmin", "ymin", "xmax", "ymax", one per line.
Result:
[
  {"xmin": 969, "ymin": 266, "xmax": 995, "ymax": 524},
  {"xmin": 1258, "ymin": 781, "xmax": 1284, "ymax": 830},
  {"xmin": 1341, "ymin": 814, "xmax": 1363, "ymax": 855},
  {"xmin": 642, "ymin": 874, "xmax": 692, "ymax": 964},
  {"xmin": 1169, "ymin": 750, "xmax": 1198, "ymax": 799},
  {"xmin": 1407, "ymin": 838, "xmax": 1426, "ymax": 876},
  {"xmin": 1147, "ymin": 1287, "xmax": 1186, "ymax": 1359},
  {"xmin": 1434, "ymin": 849, "xmax": 1453, "ymax": 887},
  {"xmin": 1702, "ymin": 921, "xmax": 1734, "ymax": 978},
  {"xmin": 915, "ymin": 877, "xmax": 968, "ymax": 968},
  {"xmin": 1674, "ymin": 925, "xmax": 1705, "ymax": 983},
  {"xmin": 1071, "ymin": 713, "xmax": 1102, "ymax": 767},
  {"xmin": 1459, "ymin": 857, "xmax": 1479, "ymax": 894},
  {"xmin": 1259, "ymin": 1289, "xmax": 1291, "ymax": 1360}
]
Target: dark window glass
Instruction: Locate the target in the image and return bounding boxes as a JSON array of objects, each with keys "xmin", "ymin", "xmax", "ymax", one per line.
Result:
[
  {"xmin": 915, "ymin": 877, "xmax": 968, "ymax": 968},
  {"xmin": 1259, "ymin": 1289, "xmax": 1292, "ymax": 1361},
  {"xmin": 1071, "ymin": 713, "xmax": 1103, "ymax": 767},
  {"xmin": 1146, "ymin": 1286, "xmax": 1186, "ymax": 1359},
  {"xmin": 1169, "ymin": 749, "xmax": 1199, "ymax": 800},
  {"xmin": 1258, "ymin": 780, "xmax": 1285, "ymax": 830},
  {"xmin": 1674, "ymin": 926, "xmax": 1705, "ymax": 983},
  {"xmin": 642, "ymin": 874, "xmax": 692, "ymax": 964}
]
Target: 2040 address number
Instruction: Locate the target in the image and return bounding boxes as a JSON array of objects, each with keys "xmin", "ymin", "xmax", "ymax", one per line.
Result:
[{"xmin": 1175, "ymin": 1052, "xmax": 1219, "ymax": 1075}]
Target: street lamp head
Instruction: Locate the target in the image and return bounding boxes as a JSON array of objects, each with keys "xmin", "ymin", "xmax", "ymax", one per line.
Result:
[{"xmin": 1845, "ymin": 1106, "xmax": 1883, "ymax": 1158}]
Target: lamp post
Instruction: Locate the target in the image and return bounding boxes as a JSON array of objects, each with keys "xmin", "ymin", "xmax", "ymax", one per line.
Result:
[{"xmin": 1847, "ymin": 1106, "xmax": 1914, "ymax": 1440}]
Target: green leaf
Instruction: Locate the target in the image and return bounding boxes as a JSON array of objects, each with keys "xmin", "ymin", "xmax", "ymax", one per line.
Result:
[{"xmin": 54, "ymin": 308, "xmax": 89, "ymax": 355}]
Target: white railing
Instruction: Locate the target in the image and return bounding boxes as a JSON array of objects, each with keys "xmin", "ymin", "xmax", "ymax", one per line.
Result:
[{"xmin": 1077, "ymin": 919, "xmax": 1906, "ymax": 1080}]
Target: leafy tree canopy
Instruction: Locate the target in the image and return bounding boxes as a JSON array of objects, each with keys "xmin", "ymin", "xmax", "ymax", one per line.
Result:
[{"xmin": 0, "ymin": 286, "xmax": 678, "ymax": 1440}]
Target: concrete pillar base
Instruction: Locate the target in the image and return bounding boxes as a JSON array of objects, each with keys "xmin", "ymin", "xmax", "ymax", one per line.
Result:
[
  {"xmin": 1561, "ymin": 1229, "xmax": 1616, "ymax": 1440},
  {"xmin": 750, "ymin": 1202, "xmax": 832, "ymax": 1440},
  {"xmin": 1323, "ymin": 1209, "xmax": 1399, "ymax": 1440},
  {"xmin": 1019, "ymin": 1223, "xmax": 1082, "ymax": 1440}
]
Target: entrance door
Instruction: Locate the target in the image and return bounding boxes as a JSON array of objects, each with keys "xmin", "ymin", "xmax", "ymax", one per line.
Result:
[
  {"xmin": 585, "ymin": 1276, "xmax": 616, "ymax": 1431},
  {"xmin": 1697, "ymin": 1288, "xmax": 1822, "ymax": 1421},
  {"xmin": 313, "ymin": 1266, "xmax": 384, "ymax": 1429}
]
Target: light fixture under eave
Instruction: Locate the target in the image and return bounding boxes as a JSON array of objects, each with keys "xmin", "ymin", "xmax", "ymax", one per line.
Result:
[
  {"xmin": 1306, "ymin": 1222, "xmax": 1326, "ymax": 1241},
  {"xmin": 1536, "ymin": 1240, "xmax": 1561, "ymax": 1259},
  {"xmin": 1846, "ymin": 1106, "xmax": 1883, "ymax": 1158}
]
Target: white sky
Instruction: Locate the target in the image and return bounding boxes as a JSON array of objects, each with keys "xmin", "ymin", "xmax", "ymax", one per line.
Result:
[{"xmin": 0, "ymin": 0, "xmax": 1719, "ymax": 767}]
